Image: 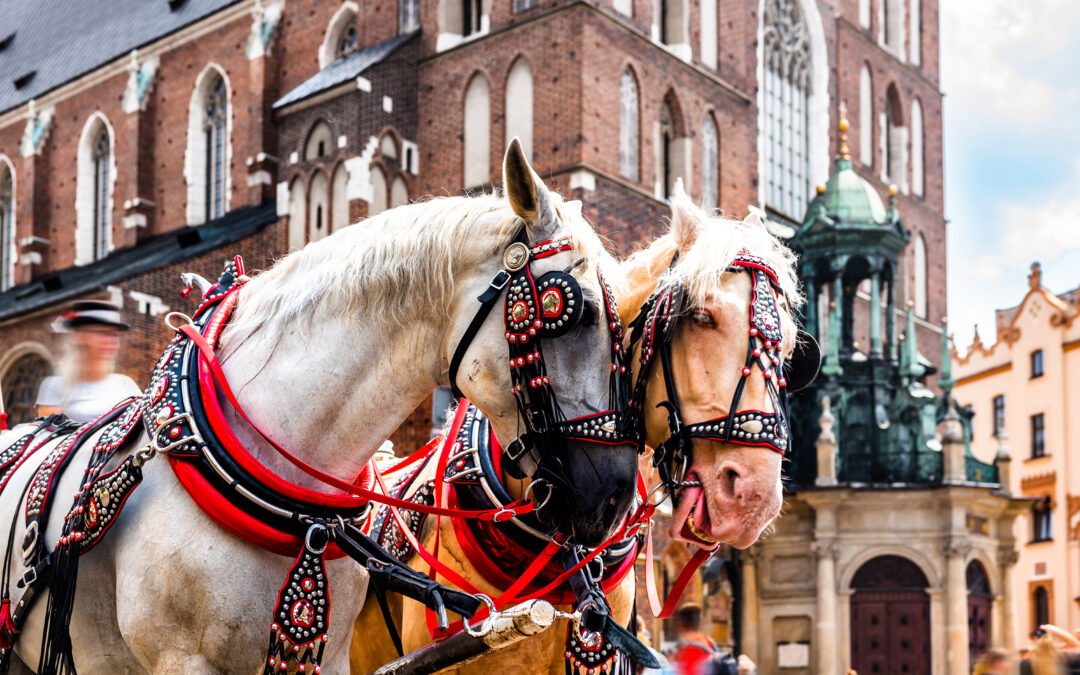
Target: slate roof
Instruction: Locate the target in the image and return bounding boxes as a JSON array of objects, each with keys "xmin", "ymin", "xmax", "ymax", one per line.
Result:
[
  {"xmin": 273, "ymin": 31, "xmax": 418, "ymax": 111},
  {"xmin": 0, "ymin": 200, "xmax": 277, "ymax": 321},
  {"xmin": 0, "ymin": 0, "xmax": 241, "ymax": 115}
]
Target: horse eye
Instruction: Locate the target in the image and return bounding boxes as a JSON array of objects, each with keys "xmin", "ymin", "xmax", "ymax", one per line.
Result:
[
  {"xmin": 580, "ymin": 301, "xmax": 599, "ymax": 327},
  {"xmin": 692, "ymin": 311, "xmax": 714, "ymax": 327}
]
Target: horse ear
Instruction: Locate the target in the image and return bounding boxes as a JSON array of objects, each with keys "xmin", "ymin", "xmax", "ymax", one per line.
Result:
[
  {"xmin": 503, "ymin": 138, "xmax": 560, "ymax": 239},
  {"xmin": 669, "ymin": 179, "xmax": 701, "ymax": 252}
]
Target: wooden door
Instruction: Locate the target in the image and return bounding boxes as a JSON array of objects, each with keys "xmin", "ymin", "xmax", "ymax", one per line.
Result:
[{"xmin": 850, "ymin": 590, "xmax": 931, "ymax": 675}]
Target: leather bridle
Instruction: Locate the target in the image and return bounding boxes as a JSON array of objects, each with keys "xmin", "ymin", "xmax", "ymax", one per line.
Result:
[
  {"xmin": 626, "ymin": 252, "xmax": 815, "ymax": 498},
  {"xmin": 448, "ymin": 230, "xmax": 633, "ymax": 508}
]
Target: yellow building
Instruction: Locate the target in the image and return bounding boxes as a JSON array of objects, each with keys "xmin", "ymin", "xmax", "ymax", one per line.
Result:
[{"xmin": 954, "ymin": 262, "xmax": 1079, "ymax": 647}]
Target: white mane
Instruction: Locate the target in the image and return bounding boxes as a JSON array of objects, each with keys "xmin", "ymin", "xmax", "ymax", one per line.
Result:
[
  {"xmin": 224, "ymin": 190, "xmax": 614, "ymax": 349},
  {"xmin": 622, "ymin": 187, "xmax": 803, "ymax": 353}
]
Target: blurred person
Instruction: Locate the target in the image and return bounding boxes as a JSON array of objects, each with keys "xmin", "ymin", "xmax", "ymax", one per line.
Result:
[
  {"xmin": 637, "ymin": 615, "xmax": 674, "ymax": 675},
  {"xmin": 974, "ymin": 648, "xmax": 1012, "ymax": 675},
  {"xmin": 36, "ymin": 301, "xmax": 141, "ymax": 423},
  {"xmin": 670, "ymin": 605, "xmax": 716, "ymax": 675},
  {"xmin": 1020, "ymin": 635, "xmax": 1065, "ymax": 675}
]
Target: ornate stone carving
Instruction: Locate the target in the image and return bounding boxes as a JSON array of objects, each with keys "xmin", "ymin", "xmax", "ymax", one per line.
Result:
[
  {"xmin": 942, "ymin": 539, "xmax": 973, "ymax": 560},
  {"xmin": 811, "ymin": 539, "xmax": 839, "ymax": 561},
  {"xmin": 997, "ymin": 546, "xmax": 1019, "ymax": 567}
]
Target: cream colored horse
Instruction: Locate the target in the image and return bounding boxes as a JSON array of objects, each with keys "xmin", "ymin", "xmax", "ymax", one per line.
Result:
[
  {"xmin": 349, "ymin": 185, "xmax": 803, "ymax": 674},
  {"xmin": 0, "ymin": 141, "xmax": 636, "ymax": 674}
]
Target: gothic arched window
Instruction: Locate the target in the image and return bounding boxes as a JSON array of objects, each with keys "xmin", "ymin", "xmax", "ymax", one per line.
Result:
[
  {"xmin": 859, "ymin": 63, "xmax": 873, "ymax": 166},
  {"xmin": 763, "ymin": 0, "xmax": 812, "ymax": 218},
  {"xmin": 92, "ymin": 129, "xmax": 110, "ymax": 261},
  {"xmin": 463, "ymin": 73, "xmax": 491, "ymax": 187},
  {"xmin": 911, "ymin": 98, "xmax": 924, "ymax": 197},
  {"xmin": 505, "ymin": 58, "xmax": 533, "ymax": 159},
  {"xmin": 619, "ymin": 69, "xmax": 640, "ymax": 182},
  {"xmin": 0, "ymin": 161, "xmax": 13, "ymax": 290},
  {"xmin": 701, "ymin": 114, "xmax": 719, "ymax": 211},
  {"xmin": 204, "ymin": 76, "xmax": 228, "ymax": 221},
  {"xmin": 913, "ymin": 232, "xmax": 927, "ymax": 318}
]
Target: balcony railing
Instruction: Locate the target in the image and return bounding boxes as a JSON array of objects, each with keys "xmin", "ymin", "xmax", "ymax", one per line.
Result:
[
  {"xmin": 965, "ymin": 456, "xmax": 999, "ymax": 484},
  {"xmin": 837, "ymin": 448, "xmax": 944, "ymax": 485}
]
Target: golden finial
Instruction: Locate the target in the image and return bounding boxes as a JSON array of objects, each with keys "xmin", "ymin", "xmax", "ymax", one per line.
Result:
[
  {"xmin": 907, "ymin": 299, "xmax": 914, "ymax": 309},
  {"xmin": 838, "ymin": 101, "xmax": 850, "ymax": 159},
  {"xmin": 816, "ymin": 184, "xmax": 826, "ymax": 194},
  {"xmin": 888, "ymin": 184, "xmax": 898, "ymax": 197}
]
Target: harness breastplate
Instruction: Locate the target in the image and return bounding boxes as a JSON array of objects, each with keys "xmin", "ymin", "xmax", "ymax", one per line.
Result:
[{"xmin": 142, "ymin": 263, "xmax": 370, "ymax": 556}]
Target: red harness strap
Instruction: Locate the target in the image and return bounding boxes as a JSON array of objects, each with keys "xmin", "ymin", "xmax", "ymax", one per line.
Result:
[{"xmin": 178, "ymin": 323, "xmax": 534, "ymax": 523}]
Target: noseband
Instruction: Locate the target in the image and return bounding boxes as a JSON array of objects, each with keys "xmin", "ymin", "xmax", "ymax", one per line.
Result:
[
  {"xmin": 448, "ymin": 231, "xmax": 632, "ymax": 504},
  {"xmin": 626, "ymin": 253, "xmax": 792, "ymax": 497}
]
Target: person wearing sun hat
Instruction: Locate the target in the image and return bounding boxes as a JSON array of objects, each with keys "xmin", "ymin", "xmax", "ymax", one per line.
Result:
[{"xmin": 36, "ymin": 301, "xmax": 142, "ymax": 423}]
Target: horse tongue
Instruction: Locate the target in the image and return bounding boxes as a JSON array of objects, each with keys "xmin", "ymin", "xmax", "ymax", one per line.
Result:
[{"xmin": 691, "ymin": 487, "xmax": 710, "ymax": 532}]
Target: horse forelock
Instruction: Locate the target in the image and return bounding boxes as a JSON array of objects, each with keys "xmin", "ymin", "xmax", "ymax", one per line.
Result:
[
  {"xmin": 619, "ymin": 204, "xmax": 803, "ymax": 356},
  {"xmin": 222, "ymin": 189, "xmax": 613, "ymax": 351}
]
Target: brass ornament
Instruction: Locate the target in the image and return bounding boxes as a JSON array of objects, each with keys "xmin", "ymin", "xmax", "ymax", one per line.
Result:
[{"xmin": 503, "ymin": 242, "xmax": 530, "ymax": 272}]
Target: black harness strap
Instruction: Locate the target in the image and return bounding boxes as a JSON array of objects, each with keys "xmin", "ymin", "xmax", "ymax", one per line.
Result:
[{"xmin": 448, "ymin": 269, "xmax": 512, "ymax": 400}]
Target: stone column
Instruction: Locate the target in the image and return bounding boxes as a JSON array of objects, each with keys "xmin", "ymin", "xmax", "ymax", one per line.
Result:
[
  {"xmin": 998, "ymin": 547, "xmax": 1019, "ymax": 650},
  {"xmin": 994, "ymin": 431, "xmax": 1012, "ymax": 493},
  {"xmin": 942, "ymin": 406, "xmax": 966, "ymax": 483},
  {"xmin": 740, "ymin": 547, "xmax": 762, "ymax": 664},
  {"xmin": 813, "ymin": 540, "xmax": 839, "ymax": 675},
  {"xmin": 945, "ymin": 540, "xmax": 972, "ymax": 674}
]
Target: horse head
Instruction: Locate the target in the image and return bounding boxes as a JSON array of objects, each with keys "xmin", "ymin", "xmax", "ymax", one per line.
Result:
[
  {"xmin": 446, "ymin": 140, "xmax": 638, "ymax": 547},
  {"xmin": 621, "ymin": 182, "xmax": 819, "ymax": 550}
]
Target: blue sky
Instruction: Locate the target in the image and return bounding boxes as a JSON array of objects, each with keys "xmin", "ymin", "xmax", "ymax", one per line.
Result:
[{"xmin": 942, "ymin": 0, "xmax": 1080, "ymax": 350}]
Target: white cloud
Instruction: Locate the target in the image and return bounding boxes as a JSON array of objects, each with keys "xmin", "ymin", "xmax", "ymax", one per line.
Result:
[{"xmin": 942, "ymin": 0, "xmax": 1080, "ymax": 125}]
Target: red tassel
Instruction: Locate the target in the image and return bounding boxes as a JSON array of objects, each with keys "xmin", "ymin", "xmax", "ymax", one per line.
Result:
[{"xmin": 0, "ymin": 597, "xmax": 20, "ymax": 649}]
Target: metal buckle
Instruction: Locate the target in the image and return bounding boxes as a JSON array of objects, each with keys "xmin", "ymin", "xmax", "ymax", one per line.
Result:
[
  {"xmin": 489, "ymin": 269, "xmax": 512, "ymax": 291},
  {"xmin": 462, "ymin": 594, "xmax": 498, "ymax": 637}
]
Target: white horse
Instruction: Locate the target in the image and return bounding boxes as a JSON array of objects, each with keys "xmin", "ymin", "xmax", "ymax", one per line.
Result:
[{"xmin": 0, "ymin": 141, "xmax": 636, "ymax": 673}]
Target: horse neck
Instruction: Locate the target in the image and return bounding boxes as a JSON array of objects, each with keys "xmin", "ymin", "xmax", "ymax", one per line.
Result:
[{"xmin": 215, "ymin": 309, "xmax": 445, "ymax": 492}]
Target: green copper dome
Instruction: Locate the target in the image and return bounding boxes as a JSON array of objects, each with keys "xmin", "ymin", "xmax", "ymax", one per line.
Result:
[{"xmin": 803, "ymin": 156, "xmax": 888, "ymax": 227}]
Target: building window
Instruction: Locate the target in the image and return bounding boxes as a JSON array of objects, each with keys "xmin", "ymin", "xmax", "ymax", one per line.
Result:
[
  {"xmin": 883, "ymin": 0, "xmax": 905, "ymax": 57},
  {"xmin": 512, "ymin": 0, "xmax": 536, "ymax": 11},
  {"xmin": 1033, "ymin": 585, "xmax": 1050, "ymax": 632},
  {"xmin": 463, "ymin": 0, "xmax": 483, "ymax": 37},
  {"xmin": 858, "ymin": 0, "xmax": 871, "ymax": 28},
  {"xmin": 308, "ymin": 170, "xmax": 329, "ymax": 243},
  {"xmin": 305, "ymin": 120, "xmax": 334, "ymax": 161},
  {"xmin": 913, "ymin": 233, "xmax": 927, "ymax": 318},
  {"xmin": 370, "ymin": 165, "xmax": 388, "ymax": 217},
  {"xmin": 92, "ymin": 130, "xmax": 110, "ymax": 261},
  {"xmin": 390, "ymin": 176, "xmax": 409, "ymax": 209},
  {"xmin": 700, "ymin": 0, "xmax": 717, "ymax": 69},
  {"xmin": 701, "ymin": 114, "xmax": 718, "ymax": 211},
  {"xmin": 884, "ymin": 84, "xmax": 907, "ymax": 191},
  {"xmin": 76, "ymin": 115, "xmax": 114, "ymax": 264},
  {"xmin": 186, "ymin": 65, "xmax": 230, "ymax": 225},
  {"xmin": 1031, "ymin": 413, "xmax": 1045, "ymax": 458},
  {"xmin": 1032, "ymin": 499, "xmax": 1052, "ymax": 542},
  {"xmin": 204, "ymin": 76, "xmax": 228, "ymax": 222},
  {"xmin": 859, "ymin": 64, "xmax": 873, "ymax": 166},
  {"xmin": 659, "ymin": 0, "xmax": 688, "ymax": 46},
  {"xmin": 400, "ymin": 0, "xmax": 420, "ymax": 33},
  {"xmin": 1031, "ymin": 349, "xmax": 1044, "ymax": 378},
  {"xmin": 463, "ymin": 73, "xmax": 491, "ymax": 187},
  {"xmin": 320, "ymin": 3, "xmax": 359, "ymax": 68},
  {"xmin": 992, "ymin": 395, "xmax": 1005, "ymax": 436},
  {"xmin": 619, "ymin": 69, "xmax": 640, "ymax": 182},
  {"xmin": 762, "ymin": 0, "xmax": 812, "ymax": 219},
  {"xmin": 1, "ymin": 352, "xmax": 53, "ymax": 426},
  {"xmin": 504, "ymin": 58, "xmax": 533, "ymax": 159},
  {"xmin": 910, "ymin": 0, "xmax": 921, "ymax": 65},
  {"xmin": 0, "ymin": 160, "xmax": 13, "ymax": 290},
  {"xmin": 911, "ymin": 98, "xmax": 924, "ymax": 197}
]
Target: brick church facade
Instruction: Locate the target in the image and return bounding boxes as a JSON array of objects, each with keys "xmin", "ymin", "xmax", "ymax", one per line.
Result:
[{"xmin": 0, "ymin": 0, "xmax": 945, "ymax": 661}]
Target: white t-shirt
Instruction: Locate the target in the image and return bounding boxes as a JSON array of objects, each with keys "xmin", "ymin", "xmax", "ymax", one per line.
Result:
[{"xmin": 36, "ymin": 374, "xmax": 142, "ymax": 424}]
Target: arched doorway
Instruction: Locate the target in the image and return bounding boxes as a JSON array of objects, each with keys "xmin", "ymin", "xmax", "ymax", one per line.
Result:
[
  {"xmin": 1, "ymin": 350, "xmax": 54, "ymax": 425},
  {"xmin": 850, "ymin": 555, "xmax": 931, "ymax": 675},
  {"xmin": 967, "ymin": 560, "xmax": 992, "ymax": 661}
]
